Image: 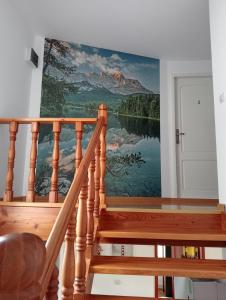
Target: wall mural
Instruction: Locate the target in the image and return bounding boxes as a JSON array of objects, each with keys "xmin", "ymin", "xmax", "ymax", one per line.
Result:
[{"xmin": 36, "ymin": 38, "xmax": 161, "ymax": 197}]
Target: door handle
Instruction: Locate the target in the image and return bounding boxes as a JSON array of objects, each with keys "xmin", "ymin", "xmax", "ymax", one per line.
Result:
[{"xmin": 176, "ymin": 129, "xmax": 185, "ymax": 144}]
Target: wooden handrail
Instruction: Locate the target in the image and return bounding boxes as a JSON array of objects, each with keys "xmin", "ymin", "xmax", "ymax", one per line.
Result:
[
  {"xmin": 0, "ymin": 117, "xmax": 97, "ymax": 124},
  {"xmin": 39, "ymin": 114, "xmax": 105, "ymax": 299}
]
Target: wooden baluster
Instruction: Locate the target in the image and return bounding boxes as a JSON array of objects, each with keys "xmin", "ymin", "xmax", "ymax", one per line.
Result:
[
  {"xmin": 4, "ymin": 121, "xmax": 18, "ymax": 201},
  {"xmin": 62, "ymin": 208, "xmax": 76, "ymax": 300},
  {"xmin": 49, "ymin": 121, "xmax": 61, "ymax": 203},
  {"xmin": 26, "ymin": 122, "xmax": 39, "ymax": 202},
  {"xmin": 87, "ymin": 157, "xmax": 95, "ymax": 245},
  {"xmin": 46, "ymin": 265, "xmax": 59, "ymax": 300},
  {"xmin": 98, "ymin": 104, "xmax": 107, "ymax": 208},
  {"xmin": 94, "ymin": 141, "xmax": 100, "ymax": 218},
  {"xmin": 75, "ymin": 122, "xmax": 83, "ymax": 170},
  {"xmin": 74, "ymin": 173, "xmax": 88, "ymax": 294}
]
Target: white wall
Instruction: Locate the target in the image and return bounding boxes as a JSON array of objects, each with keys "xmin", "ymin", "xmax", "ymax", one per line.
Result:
[
  {"xmin": 22, "ymin": 36, "xmax": 45, "ymax": 194},
  {"xmin": 209, "ymin": 0, "xmax": 226, "ymax": 204},
  {"xmin": 92, "ymin": 245, "xmax": 155, "ymax": 297},
  {"xmin": 160, "ymin": 60, "xmax": 212, "ymax": 197},
  {"xmin": 0, "ymin": 1, "xmax": 35, "ymax": 196}
]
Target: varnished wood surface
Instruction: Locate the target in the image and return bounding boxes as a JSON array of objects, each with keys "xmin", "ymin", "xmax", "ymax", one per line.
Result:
[
  {"xmin": 1, "ymin": 196, "xmax": 222, "ymax": 211},
  {"xmin": 107, "ymin": 196, "xmax": 219, "ymax": 207},
  {"xmin": 0, "ymin": 201, "xmax": 63, "ymax": 207},
  {"xmin": 90, "ymin": 256, "xmax": 226, "ymax": 279},
  {"xmin": 0, "ymin": 195, "xmax": 65, "ymax": 203},
  {"xmin": 97, "ymin": 211, "xmax": 226, "ymax": 244},
  {"xmin": 26, "ymin": 122, "xmax": 39, "ymax": 202},
  {"xmin": 97, "ymin": 237, "xmax": 226, "ymax": 247},
  {"xmin": 49, "ymin": 121, "xmax": 61, "ymax": 203},
  {"xmin": 39, "ymin": 115, "xmax": 105, "ymax": 299},
  {"xmin": 4, "ymin": 121, "xmax": 18, "ymax": 201},
  {"xmin": 0, "ymin": 233, "xmax": 46, "ymax": 300},
  {"xmin": 0, "ymin": 203, "xmax": 61, "ymax": 240},
  {"xmin": 99, "ymin": 104, "xmax": 107, "ymax": 208},
  {"xmin": 107, "ymin": 207, "xmax": 223, "ymax": 214},
  {"xmin": 0, "ymin": 117, "xmax": 97, "ymax": 124},
  {"xmin": 46, "ymin": 265, "xmax": 59, "ymax": 300}
]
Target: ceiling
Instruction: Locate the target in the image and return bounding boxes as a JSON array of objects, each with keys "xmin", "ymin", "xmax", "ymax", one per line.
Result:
[{"xmin": 12, "ymin": 0, "xmax": 211, "ymax": 60}]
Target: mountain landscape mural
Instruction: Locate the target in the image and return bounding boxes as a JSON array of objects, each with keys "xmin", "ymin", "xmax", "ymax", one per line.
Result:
[{"xmin": 36, "ymin": 38, "xmax": 161, "ymax": 197}]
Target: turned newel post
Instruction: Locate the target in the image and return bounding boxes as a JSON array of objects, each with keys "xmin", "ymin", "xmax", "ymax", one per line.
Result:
[
  {"xmin": 49, "ymin": 121, "xmax": 61, "ymax": 203},
  {"xmin": 4, "ymin": 121, "xmax": 18, "ymax": 201},
  {"xmin": 98, "ymin": 104, "xmax": 107, "ymax": 208},
  {"xmin": 87, "ymin": 156, "xmax": 95, "ymax": 245},
  {"xmin": 74, "ymin": 173, "xmax": 88, "ymax": 294},
  {"xmin": 26, "ymin": 122, "xmax": 39, "ymax": 202},
  {"xmin": 94, "ymin": 141, "xmax": 100, "ymax": 218},
  {"xmin": 46, "ymin": 265, "xmax": 59, "ymax": 300},
  {"xmin": 0, "ymin": 233, "xmax": 46, "ymax": 300}
]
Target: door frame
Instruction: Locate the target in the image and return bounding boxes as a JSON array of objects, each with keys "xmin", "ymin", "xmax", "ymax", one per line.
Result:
[{"xmin": 170, "ymin": 72, "xmax": 212, "ymax": 197}]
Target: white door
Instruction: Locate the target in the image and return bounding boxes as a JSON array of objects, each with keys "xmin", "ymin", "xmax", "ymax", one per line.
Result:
[{"xmin": 175, "ymin": 77, "xmax": 218, "ymax": 198}]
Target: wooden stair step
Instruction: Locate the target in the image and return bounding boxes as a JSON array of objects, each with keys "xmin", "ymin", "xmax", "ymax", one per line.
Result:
[
  {"xmin": 90, "ymin": 256, "xmax": 226, "ymax": 279},
  {"xmin": 97, "ymin": 210, "xmax": 226, "ymax": 247},
  {"xmin": 74, "ymin": 296, "xmax": 153, "ymax": 300},
  {"xmin": 106, "ymin": 196, "xmax": 219, "ymax": 208}
]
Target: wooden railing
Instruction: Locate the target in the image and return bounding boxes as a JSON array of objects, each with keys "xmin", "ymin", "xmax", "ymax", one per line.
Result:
[
  {"xmin": 0, "ymin": 104, "xmax": 107, "ymax": 299},
  {"xmin": 0, "ymin": 116, "xmax": 97, "ymax": 202}
]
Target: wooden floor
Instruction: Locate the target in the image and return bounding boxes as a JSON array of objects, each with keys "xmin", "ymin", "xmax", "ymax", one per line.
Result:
[{"xmin": 90, "ymin": 256, "xmax": 226, "ymax": 279}]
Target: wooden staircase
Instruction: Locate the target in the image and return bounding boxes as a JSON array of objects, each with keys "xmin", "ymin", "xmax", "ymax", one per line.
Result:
[
  {"xmin": 90, "ymin": 255, "xmax": 226, "ymax": 279},
  {"xmin": 97, "ymin": 209, "xmax": 226, "ymax": 246},
  {"xmin": 0, "ymin": 106, "xmax": 226, "ymax": 300}
]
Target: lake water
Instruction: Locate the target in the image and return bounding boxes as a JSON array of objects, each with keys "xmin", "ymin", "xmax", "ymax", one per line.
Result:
[{"xmin": 37, "ymin": 108, "xmax": 161, "ymax": 197}]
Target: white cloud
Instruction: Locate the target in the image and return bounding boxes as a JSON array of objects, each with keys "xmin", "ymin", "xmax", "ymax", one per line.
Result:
[
  {"xmin": 72, "ymin": 50, "xmax": 124, "ymax": 74},
  {"xmin": 110, "ymin": 54, "xmax": 122, "ymax": 61}
]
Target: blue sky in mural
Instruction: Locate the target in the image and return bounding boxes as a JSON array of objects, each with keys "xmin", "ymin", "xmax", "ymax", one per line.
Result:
[{"xmin": 65, "ymin": 43, "xmax": 160, "ymax": 93}]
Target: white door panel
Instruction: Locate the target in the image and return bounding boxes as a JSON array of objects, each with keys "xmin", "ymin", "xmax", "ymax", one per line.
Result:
[
  {"xmin": 180, "ymin": 84, "xmax": 216, "ymax": 152},
  {"xmin": 176, "ymin": 77, "xmax": 218, "ymax": 198}
]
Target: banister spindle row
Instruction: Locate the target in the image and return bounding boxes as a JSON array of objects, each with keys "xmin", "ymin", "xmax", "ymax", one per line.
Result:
[
  {"xmin": 61, "ymin": 105, "xmax": 107, "ymax": 298},
  {"xmin": 1, "ymin": 105, "xmax": 107, "ymax": 299},
  {"xmin": 3, "ymin": 120, "xmax": 63, "ymax": 203}
]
